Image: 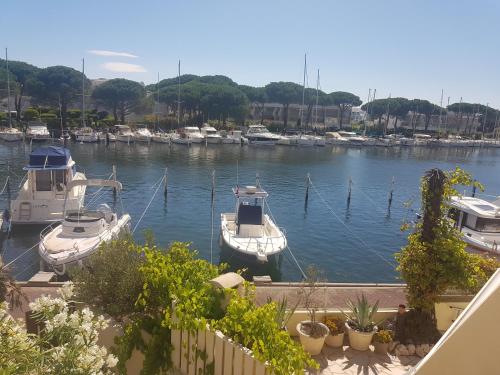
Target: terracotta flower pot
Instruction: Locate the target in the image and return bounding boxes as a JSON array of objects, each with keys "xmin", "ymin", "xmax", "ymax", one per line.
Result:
[
  {"xmin": 374, "ymin": 341, "xmax": 390, "ymax": 354},
  {"xmin": 297, "ymin": 321, "xmax": 329, "ymax": 355},
  {"xmin": 345, "ymin": 322, "xmax": 375, "ymax": 351},
  {"xmin": 325, "ymin": 332, "xmax": 344, "ymax": 348}
]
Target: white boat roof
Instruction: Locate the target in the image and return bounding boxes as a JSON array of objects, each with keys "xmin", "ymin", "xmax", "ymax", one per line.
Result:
[
  {"xmin": 184, "ymin": 127, "xmax": 200, "ymax": 131},
  {"xmin": 114, "ymin": 125, "xmax": 130, "ymax": 129},
  {"xmin": 232, "ymin": 185, "xmax": 268, "ymax": 198},
  {"xmin": 450, "ymin": 196, "xmax": 500, "ymax": 218},
  {"xmin": 414, "ymin": 133, "xmax": 432, "ymax": 139}
]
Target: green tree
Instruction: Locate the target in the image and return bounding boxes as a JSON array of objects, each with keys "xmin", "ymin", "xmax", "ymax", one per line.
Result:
[
  {"xmin": 388, "ymin": 97, "xmax": 410, "ymax": 134},
  {"xmin": 329, "ymin": 91, "xmax": 362, "ymax": 129},
  {"xmin": 200, "ymin": 84, "xmax": 249, "ymax": 125},
  {"xmin": 265, "ymin": 82, "xmax": 302, "ymax": 128},
  {"xmin": 92, "ymin": 78, "xmax": 145, "ymax": 123},
  {"xmin": 396, "ymin": 168, "xmax": 498, "ymax": 313},
  {"xmin": 239, "ymin": 85, "xmax": 268, "ymax": 123},
  {"xmin": 34, "ymin": 66, "xmax": 89, "ymax": 126}
]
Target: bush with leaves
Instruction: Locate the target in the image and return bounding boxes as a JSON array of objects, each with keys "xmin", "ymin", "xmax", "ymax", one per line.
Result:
[
  {"xmin": 396, "ymin": 167, "xmax": 499, "ymax": 312},
  {"xmin": 215, "ymin": 285, "xmax": 318, "ymax": 375},
  {"xmin": 70, "ymin": 236, "xmax": 145, "ymax": 321},
  {"xmin": 0, "ymin": 283, "xmax": 117, "ymax": 374}
]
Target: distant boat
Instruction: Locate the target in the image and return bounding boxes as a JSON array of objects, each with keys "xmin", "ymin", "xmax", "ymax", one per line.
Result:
[
  {"xmin": 134, "ymin": 124, "xmax": 153, "ymax": 143},
  {"xmin": 74, "ymin": 127, "xmax": 99, "ymax": 143},
  {"xmin": 171, "ymin": 127, "xmax": 204, "ymax": 145},
  {"xmin": 201, "ymin": 124, "xmax": 222, "ymax": 144},
  {"xmin": 39, "ymin": 178, "xmax": 131, "ymax": 275},
  {"xmin": 114, "ymin": 125, "xmax": 135, "ymax": 143},
  {"xmin": 10, "ymin": 146, "xmax": 86, "ymax": 225},
  {"xmin": 245, "ymin": 125, "xmax": 280, "ymax": 146},
  {"xmin": 26, "ymin": 122, "xmax": 51, "ymax": 141},
  {"xmin": 448, "ymin": 196, "xmax": 500, "ymax": 254},
  {"xmin": 220, "ymin": 185, "xmax": 287, "ymax": 262},
  {"xmin": 0, "ymin": 48, "xmax": 23, "ymax": 142}
]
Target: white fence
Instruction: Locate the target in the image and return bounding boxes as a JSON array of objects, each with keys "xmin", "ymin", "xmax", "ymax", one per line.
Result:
[{"xmin": 171, "ymin": 325, "xmax": 270, "ymax": 375}]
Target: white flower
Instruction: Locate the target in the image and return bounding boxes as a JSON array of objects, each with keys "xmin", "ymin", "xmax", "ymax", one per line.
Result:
[
  {"xmin": 106, "ymin": 354, "xmax": 118, "ymax": 368},
  {"xmin": 58, "ymin": 282, "xmax": 75, "ymax": 300}
]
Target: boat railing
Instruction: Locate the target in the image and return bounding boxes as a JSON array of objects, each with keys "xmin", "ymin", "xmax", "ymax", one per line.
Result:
[
  {"xmin": 222, "ymin": 221, "xmax": 284, "ymax": 254},
  {"xmin": 40, "ymin": 222, "xmax": 59, "ymax": 241}
]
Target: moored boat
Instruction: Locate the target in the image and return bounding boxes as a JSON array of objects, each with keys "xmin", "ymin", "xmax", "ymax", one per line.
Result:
[
  {"xmin": 114, "ymin": 125, "xmax": 135, "ymax": 143},
  {"xmin": 39, "ymin": 179, "xmax": 131, "ymax": 275},
  {"xmin": 201, "ymin": 124, "xmax": 222, "ymax": 144},
  {"xmin": 134, "ymin": 124, "xmax": 153, "ymax": 143},
  {"xmin": 10, "ymin": 146, "xmax": 86, "ymax": 225},
  {"xmin": 26, "ymin": 122, "xmax": 51, "ymax": 141},
  {"xmin": 0, "ymin": 127, "xmax": 24, "ymax": 142},
  {"xmin": 245, "ymin": 125, "xmax": 280, "ymax": 146},
  {"xmin": 220, "ymin": 185, "xmax": 287, "ymax": 262}
]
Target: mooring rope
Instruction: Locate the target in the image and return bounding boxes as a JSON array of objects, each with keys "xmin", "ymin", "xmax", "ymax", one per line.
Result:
[
  {"xmin": 3, "ymin": 240, "xmax": 41, "ymax": 269},
  {"xmin": 132, "ymin": 175, "xmax": 165, "ymax": 234},
  {"xmin": 0, "ymin": 176, "xmax": 9, "ymax": 195},
  {"xmin": 309, "ymin": 179, "xmax": 398, "ymax": 269}
]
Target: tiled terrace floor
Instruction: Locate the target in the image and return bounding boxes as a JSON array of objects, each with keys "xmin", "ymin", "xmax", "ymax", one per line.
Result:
[{"xmin": 306, "ymin": 345, "xmax": 420, "ymax": 375}]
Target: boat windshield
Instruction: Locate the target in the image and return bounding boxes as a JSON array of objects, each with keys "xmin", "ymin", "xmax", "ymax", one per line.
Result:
[
  {"xmin": 65, "ymin": 210, "xmax": 104, "ymax": 223},
  {"xmin": 248, "ymin": 126, "xmax": 269, "ymax": 134},
  {"xmin": 474, "ymin": 217, "xmax": 500, "ymax": 233}
]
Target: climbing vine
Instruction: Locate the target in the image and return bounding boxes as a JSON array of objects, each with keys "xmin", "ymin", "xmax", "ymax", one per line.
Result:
[{"xmin": 396, "ymin": 167, "xmax": 498, "ymax": 312}]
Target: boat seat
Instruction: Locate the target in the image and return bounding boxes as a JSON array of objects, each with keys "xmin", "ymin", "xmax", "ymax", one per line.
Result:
[{"xmin": 238, "ymin": 224, "xmax": 264, "ymax": 238}]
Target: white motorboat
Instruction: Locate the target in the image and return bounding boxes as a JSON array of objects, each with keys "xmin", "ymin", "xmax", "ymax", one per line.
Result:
[
  {"xmin": 277, "ymin": 133, "xmax": 299, "ymax": 146},
  {"xmin": 220, "ymin": 130, "xmax": 246, "ymax": 144},
  {"xmin": 39, "ymin": 179, "xmax": 131, "ymax": 275},
  {"xmin": 0, "ymin": 127, "xmax": 23, "ymax": 142},
  {"xmin": 245, "ymin": 124, "xmax": 280, "ymax": 146},
  {"xmin": 134, "ymin": 124, "xmax": 153, "ymax": 143},
  {"xmin": 201, "ymin": 124, "xmax": 222, "ymax": 144},
  {"xmin": 171, "ymin": 127, "xmax": 204, "ymax": 145},
  {"xmin": 448, "ymin": 196, "xmax": 500, "ymax": 254},
  {"xmin": 10, "ymin": 146, "xmax": 86, "ymax": 225},
  {"xmin": 324, "ymin": 132, "xmax": 349, "ymax": 145},
  {"xmin": 74, "ymin": 127, "xmax": 99, "ymax": 143},
  {"xmin": 151, "ymin": 131, "xmax": 171, "ymax": 143},
  {"xmin": 114, "ymin": 125, "xmax": 135, "ymax": 143},
  {"xmin": 26, "ymin": 122, "xmax": 51, "ymax": 141},
  {"xmin": 220, "ymin": 185, "xmax": 287, "ymax": 262},
  {"xmin": 338, "ymin": 131, "xmax": 368, "ymax": 146}
]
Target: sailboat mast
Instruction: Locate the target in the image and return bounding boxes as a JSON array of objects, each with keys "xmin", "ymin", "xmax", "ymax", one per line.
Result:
[
  {"xmin": 5, "ymin": 48, "xmax": 12, "ymax": 128},
  {"xmin": 438, "ymin": 89, "xmax": 443, "ymax": 136},
  {"xmin": 300, "ymin": 53, "xmax": 306, "ymax": 130},
  {"xmin": 177, "ymin": 60, "xmax": 181, "ymax": 128},
  {"xmin": 384, "ymin": 94, "xmax": 391, "ymax": 136},
  {"xmin": 314, "ymin": 69, "xmax": 320, "ymax": 129},
  {"xmin": 82, "ymin": 58, "xmax": 86, "ymax": 128},
  {"xmin": 156, "ymin": 72, "xmax": 160, "ymax": 131}
]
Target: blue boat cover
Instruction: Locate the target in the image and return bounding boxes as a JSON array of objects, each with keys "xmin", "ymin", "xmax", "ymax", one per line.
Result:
[{"xmin": 26, "ymin": 146, "xmax": 71, "ymax": 170}]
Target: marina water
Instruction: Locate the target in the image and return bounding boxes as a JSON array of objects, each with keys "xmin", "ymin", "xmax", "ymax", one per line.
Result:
[{"xmin": 1, "ymin": 141, "xmax": 500, "ymax": 282}]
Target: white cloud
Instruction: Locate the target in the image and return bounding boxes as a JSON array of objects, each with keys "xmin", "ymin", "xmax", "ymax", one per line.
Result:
[
  {"xmin": 102, "ymin": 62, "xmax": 147, "ymax": 73},
  {"xmin": 88, "ymin": 49, "xmax": 138, "ymax": 58}
]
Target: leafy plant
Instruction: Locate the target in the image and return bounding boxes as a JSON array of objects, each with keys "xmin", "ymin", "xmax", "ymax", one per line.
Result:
[
  {"xmin": 215, "ymin": 285, "xmax": 318, "ymax": 374},
  {"xmin": 324, "ymin": 317, "xmax": 344, "ymax": 335},
  {"xmin": 297, "ymin": 265, "xmax": 327, "ymax": 338},
  {"xmin": 396, "ymin": 167, "xmax": 499, "ymax": 312},
  {"xmin": 342, "ymin": 294, "xmax": 381, "ymax": 333},
  {"xmin": 267, "ymin": 296, "xmax": 299, "ymax": 330},
  {"xmin": 373, "ymin": 329, "xmax": 393, "ymax": 343}
]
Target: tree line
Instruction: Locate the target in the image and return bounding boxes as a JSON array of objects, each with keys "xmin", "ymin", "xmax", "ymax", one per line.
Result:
[{"xmin": 1, "ymin": 57, "xmax": 498, "ymax": 133}]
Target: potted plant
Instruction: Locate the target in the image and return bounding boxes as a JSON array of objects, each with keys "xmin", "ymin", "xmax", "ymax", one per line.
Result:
[
  {"xmin": 342, "ymin": 294, "xmax": 382, "ymax": 351},
  {"xmin": 296, "ymin": 266, "xmax": 329, "ymax": 355},
  {"xmin": 324, "ymin": 317, "xmax": 345, "ymax": 348},
  {"xmin": 373, "ymin": 329, "xmax": 393, "ymax": 354}
]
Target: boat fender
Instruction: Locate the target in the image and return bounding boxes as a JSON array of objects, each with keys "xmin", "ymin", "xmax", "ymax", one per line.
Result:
[{"xmin": 54, "ymin": 263, "xmax": 66, "ymax": 276}]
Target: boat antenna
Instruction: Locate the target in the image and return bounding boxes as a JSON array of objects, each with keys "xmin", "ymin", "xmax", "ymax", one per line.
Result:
[
  {"xmin": 5, "ymin": 48, "xmax": 12, "ymax": 129},
  {"xmin": 177, "ymin": 60, "xmax": 181, "ymax": 129},
  {"xmin": 314, "ymin": 69, "xmax": 320, "ymax": 131},
  {"xmin": 300, "ymin": 53, "xmax": 307, "ymax": 131},
  {"xmin": 81, "ymin": 58, "xmax": 86, "ymax": 128},
  {"xmin": 363, "ymin": 88, "xmax": 372, "ymax": 136}
]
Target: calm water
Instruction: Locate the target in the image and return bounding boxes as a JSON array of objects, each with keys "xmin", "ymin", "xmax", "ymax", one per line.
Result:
[{"xmin": 1, "ymin": 141, "xmax": 500, "ymax": 282}]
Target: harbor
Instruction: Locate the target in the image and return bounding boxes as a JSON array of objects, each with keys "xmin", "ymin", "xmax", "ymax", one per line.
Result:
[{"xmin": 1, "ymin": 139, "xmax": 499, "ymax": 282}]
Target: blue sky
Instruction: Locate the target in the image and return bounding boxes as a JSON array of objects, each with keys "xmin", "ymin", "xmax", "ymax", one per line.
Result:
[{"xmin": 3, "ymin": 0, "xmax": 500, "ymax": 107}]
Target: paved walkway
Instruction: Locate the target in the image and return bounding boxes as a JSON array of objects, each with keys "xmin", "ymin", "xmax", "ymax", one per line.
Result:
[{"xmin": 306, "ymin": 345, "xmax": 420, "ymax": 375}]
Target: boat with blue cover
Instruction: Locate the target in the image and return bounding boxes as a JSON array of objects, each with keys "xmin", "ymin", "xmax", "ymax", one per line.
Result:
[{"xmin": 10, "ymin": 146, "xmax": 86, "ymax": 225}]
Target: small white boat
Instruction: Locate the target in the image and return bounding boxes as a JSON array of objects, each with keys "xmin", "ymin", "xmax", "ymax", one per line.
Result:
[
  {"xmin": 26, "ymin": 122, "xmax": 51, "ymax": 141},
  {"xmin": 39, "ymin": 179, "xmax": 131, "ymax": 275},
  {"xmin": 10, "ymin": 146, "xmax": 86, "ymax": 225},
  {"xmin": 245, "ymin": 124, "xmax": 280, "ymax": 146},
  {"xmin": 220, "ymin": 185, "xmax": 287, "ymax": 262},
  {"xmin": 134, "ymin": 125, "xmax": 153, "ymax": 143},
  {"xmin": 151, "ymin": 131, "xmax": 171, "ymax": 143},
  {"xmin": 338, "ymin": 131, "xmax": 368, "ymax": 146},
  {"xmin": 220, "ymin": 130, "xmax": 246, "ymax": 144},
  {"xmin": 114, "ymin": 125, "xmax": 135, "ymax": 143},
  {"xmin": 449, "ymin": 196, "xmax": 500, "ymax": 254},
  {"xmin": 201, "ymin": 124, "xmax": 222, "ymax": 144},
  {"xmin": 0, "ymin": 127, "xmax": 23, "ymax": 142},
  {"xmin": 74, "ymin": 127, "xmax": 99, "ymax": 143},
  {"xmin": 171, "ymin": 127, "xmax": 204, "ymax": 145}
]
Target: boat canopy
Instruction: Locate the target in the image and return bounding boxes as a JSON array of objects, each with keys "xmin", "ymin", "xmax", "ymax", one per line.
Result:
[
  {"xmin": 66, "ymin": 179, "xmax": 122, "ymax": 192},
  {"xmin": 25, "ymin": 146, "xmax": 72, "ymax": 170},
  {"xmin": 232, "ymin": 186, "xmax": 268, "ymax": 198}
]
